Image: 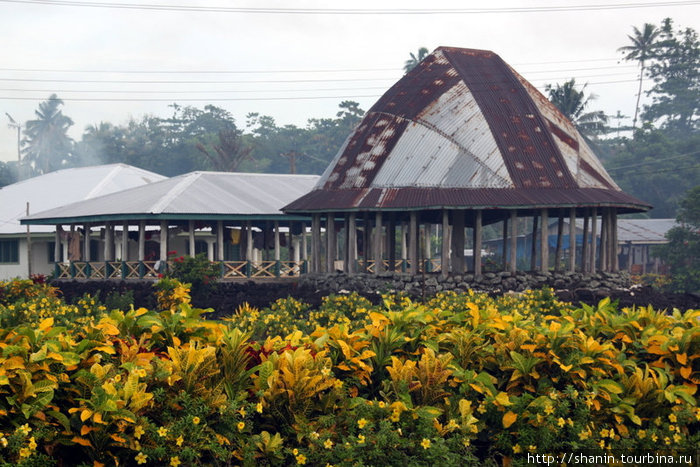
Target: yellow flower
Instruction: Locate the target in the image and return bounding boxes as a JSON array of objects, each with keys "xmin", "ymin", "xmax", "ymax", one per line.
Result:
[
  {"xmin": 673, "ymin": 433, "xmax": 682, "ymax": 443},
  {"xmin": 599, "ymin": 440, "xmax": 605, "ymax": 449},
  {"xmin": 192, "ymin": 416, "xmax": 200, "ymax": 425},
  {"xmin": 28, "ymin": 436, "xmax": 37, "ymax": 450},
  {"xmin": 544, "ymin": 405, "xmax": 554, "ymax": 415},
  {"xmin": 600, "ymin": 428, "xmax": 609, "ymax": 438},
  {"xmin": 170, "ymin": 456, "xmax": 181, "ymax": 467},
  {"xmin": 664, "ymin": 436, "xmax": 671, "ymax": 445},
  {"xmin": 378, "ymin": 401, "xmax": 386, "ymax": 408},
  {"xmin": 0, "ymin": 437, "xmax": 6, "ymax": 448},
  {"xmin": 134, "ymin": 425, "xmax": 145, "ymax": 439},
  {"xmin": 292, "ymin": 448, "xmax": 299, "ymax": 455},
  {"xmin": 18, "ymin": 424, "xmax": 31, "ymax": 436},
  {"xmin": 237, "ymin": 421, "xmax": 245, "ymax": 432},
  {"xmin": 176, "ymin": 435, "xmax": 184, "ymax": 446},
  {"xmin": 462, "ymin": 438, "xmax": 470, "ymax": 447},
  {"xmin": 390, "ymin": 411, "xmax": 400, "ymax": 422},
  {"xmin": 114, "ymin": 374, "xmax": 122, "ymax": 382},
  {"xmin": 513, "ymin": 444, "xmax": 522, "ymax": 454},
  {"xmin": 358, "ymin": 434, "xmax": 365, "ymax": 444},
  {"xmin": 638, "ymin": 430, "xmax": 647, "ymax": 439},
  {"xmin": 668, "ymin": 424, "xmax": 676, "ymax": 432},
  {"xmin": 135, "ymin": 452, "xmax": 148, "ymax": 464},
  {"xmin": 357, "ymin": 418, "xmax": 368, "ymax": 429},
  {"xmin": 333, "ymin": 380, "xmax": 343, "ymax": 389},
  {"xmin": 238, "ymin": 407, "xmax": 246, "ymax": 417},
  {"xmin": 669, "ymin": 413, "xmax": 677, "ymax": 423},
  {"xmin": 528, "ymin": 445, "xmax": 536, "ymax": 453},
  {"xmin": 256, "ymin": 402, "xmax": 263, "ymax": 413},
  {"xmin": 578, "ymin": 430, "xmax": 589, "ymax": 441},
  {"xmin": 158, "ymin": 426, "xmax": 168, "ymax": 437},
  {"xmin": 296, "ymin": 454, "xmax": 307, "ymax": 465},
  {"xmin": 19, "ymin": 447, "xmax": 31, "ymax": 459},
  {"xmin": 324, "ymin": 438, "xmax": 333, "ymax": 449},
  {"xmin": 310, "ymin": 431, "xmax": 320, "ymax": 440},
  {"xmin": 137, "ymin": 368, "xmax": 147, "ymax": 378},
  {"xmin": 651, "ymin": 433, "xmax": 659, "ymax": 442},
  {"xmin": 557, "ymin": 418, "xmax": 566, "ymax": 427},
  {"xmin": 321, "ymin": 367, "xmax": 331, "ymax": 376}
]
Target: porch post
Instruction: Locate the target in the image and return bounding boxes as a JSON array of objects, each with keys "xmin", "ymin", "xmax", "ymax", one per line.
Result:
[
  {"xmin": 451, "ymin": 210, "xmax": 465, "ymax": 274},
  {"xmin": 104, "ymin": 221, "xmax": 113, "ymax": 261},
  {"xmin": 138, "ymin": 221, "xmax": 146, "ymax": 261},
  {"xmin": 387, "ymin": 215, "xmax": 396, "ymax": 272},
  {"xmin": 569, "ymin": 208, "xmax": 576, "ymax": 272},
  {"xmin": 509, "ymin": 210, "xmax": 518, "ymax": 273},
  {"xmin": 530, "ymin": 214, "xmax": 538, "ymax": 271},
  {"xmin": 582, "ymin": 213, "xmax": 590, "ymax": 273},
  {"xmin": 600, "ymin": 209, "xmax": 608, "ymax": 272},
  {"xmin": 326, "ymin": 213, "xmax": 335, "ymax": 273},
  {"xmin": 121, "ymin": 221, "xmax": 129, "ymax": 261},
  {"xmin": 554, "ymin": 211, "xmax": 563, "ymax": 271},
  {"xmin": 540, "ymin": 209, "xmax": 549, "ymax": 273},
  {"xmin": 311, "ymin": 215, "xmax": 321, "ymax": 273},
  {"xmin": 188, "ymin": 220, "xmax": 196, "ymax": 257},
  {"xmin": 409, "ymin": 211, "xmax": 418, "ymax": 275},
  {"xmin": 159, "ymin": 220, "xmax": 168, "ymax": 262},
  {"xmin": 217, "ymin": 221, "xmax": 224, "ymax": 261},
  {"xmin": 502, "ymin": 216, "xmax": 508, "ymax": 271},
  {"xmin": 374, "ymin": 211, "xmax": 384, "ymax": 274},
  {"xmin": 441, "ymin": 209, "xmax": 449, "ymax": 278},
  {"xmin": 612, "ymin": 208, "xmax": 619, "ymax": 272},
  {"xmin": 474, "ymin": 210, "xmax": 483, "ymax": 277},
  {"xmin": 83, "ymin": 223, "xmax": 91, "ymax": 262},
  {"xmin": 54, "ymin": 226, "xmax": 61, "ymax": 263},
  {"xmin": 590, "ymin": 208, "xmax": 598, "ymax": 274},
  {"xmin": 301, "ymin": 222, "xmax": 308, "ymax": 262},
  {"xmin": 347, "ymin": 213, "xmax": 357, "ymax": 274}
]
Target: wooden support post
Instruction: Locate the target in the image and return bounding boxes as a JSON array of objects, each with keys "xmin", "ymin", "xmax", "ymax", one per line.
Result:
[
  {"xmin": 400, "ymin": 222, "xmax": 407, "ymax": 269},
  {"xmin": 159, "ymin": 220, "xmax": 168, "ymax": 262},
  {"xmin": 83, "ymin": 223, "xmax": 91, "ymax": 262},
  {"xmin": 387, "ymin": 216, "xmax": 396, "ymax": 272},
  {"xmin": 509, "ymin": 210, "xmax": 518, "ymax": 273},
  {"xmin": 326, "ymin": 213, "xmax": 335, "ymax": 273},
  {"xmin": 530, "ymin": 215, "xmax": 538, "ymax": 271},
  {"xmin": 600, "ymin": 209, "xmax": 608, "ymax": 272},
  {"xmin": 188, "ymin": 220, "xmax": 195, "ymax": 257},
  {"xmin": 104, "ymin": 221, "xmax": 113, "ymax": 261},
  {"xmin": 409, "ymin": 212, "xmax": 418, "ymax": 275},
  {"xmin": 363, "ymin": 213, "xmax": 371, "ymax": 272},
  {"xmin": 423, "ymin": 223, "xmax": 432, "ymax": 271},
  {"xmin": 502, "ymin": 217, "xmax": 508, "ymax": 271},
  {"xmin": 54, "ymin": 226, "xmax": 61, "ymax": 263},
  {"xmin": 217, "ymin": 221, "xmax": 224, "ymax": 261},
  {"xmin": 138, "ymin": 221, "xmax": 146, "ymax": 261},
  {"xmin": 451, "ymin": 210, "xmax": 465, "ymax": 273},
  {"xmin": 612, "ymin": 208, "xmax": 619, "ymax": 272},
  {"xmin": 554, "ymin": 212, "xmax": 564, "ymax": 272},
  {"xmin": 374, "ymin": 211, "xmax": 384, "ymax": 274},
  {"xmin": 474, "ymin": 210, "xmax": 483, "ymax": 277},
  {"xmin": 274, "ymin": 221, "xmax": 280, "ymax": 261},
  {"xmin": 590, "ymin": 208, "xmax": 598, "ymax": 274},
  {"xmin": 246, "ymin": 221, "xmax": 254, "ymax": 262},
  {"xmin": 569, "ymin": 208, "xmax": 576, "ymax": 273},
  {"xmin": 122, "ymin": 221, "xmax": 129, "ymax": 261},
  {"xmin": 441, "ymin": 210, "xmax": 450, "ymax": 278},
  {"xmin": 347, "ymin": 213, "xmax": 357, "ymax": 274},
  {"xmin": 582, "ymin": 214, "xmax": 590, "ymax": 273},
  {"xmin": 540, "ymin": 209, "xmax": 549, "ymax": 273},
  {"xmin": 311, "ymin": 215, "xmax": 321, "ymax": 273},
  {"xmin": 301, "ymin": 222, "xmax": 308, "ymax": 262}
]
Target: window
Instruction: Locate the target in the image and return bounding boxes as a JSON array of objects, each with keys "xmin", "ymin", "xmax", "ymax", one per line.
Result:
[
  {"xmin": 0, "ymin": 239, "xmax": 19, "ymax": 263},
  {"xmin": 48, "ymin": 241, "xmax": 56, "ymax": 263}
]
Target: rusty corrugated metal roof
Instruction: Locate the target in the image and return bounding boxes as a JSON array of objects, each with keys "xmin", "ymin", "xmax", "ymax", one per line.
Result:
[{"xmin": 286, "ymin": 46, "xmax": 649, "ymax": 213}]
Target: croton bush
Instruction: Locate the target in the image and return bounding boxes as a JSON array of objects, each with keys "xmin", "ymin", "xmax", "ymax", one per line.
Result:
[{"xmin": 0, "ymin": 278, "xmax": 697, "ymax": 466}]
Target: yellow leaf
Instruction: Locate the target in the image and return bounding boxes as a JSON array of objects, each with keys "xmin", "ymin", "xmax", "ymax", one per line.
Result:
[
  {"xmin": 39, "ymin": 317, "xmax": 54, "ymax": 331},
  {"xmin": 94, "ymin": 462, "xmax": 105, "ymax": 467},
  {"xmin": 680, "ymin": 366, "xmax": 692, "ymax": 379},
  {"xmin": 494, "ymin": 392, "xmax": 512, "ymax": 407},
  {"xmin": 93, "ymin": 412, "xmax": 104, "ymax": 424},
  {"xmin": 559, "ymin": 363, "xmax": 573, "ymax": 372},
  {"xmin": 71, "ymin": 437, "xmax": 92, "ymax": 447},
  {"xmin": 503, "ymin": 411, "xmax": 517, "ymax": 428},
  {"xmin": 520, "ymin": 344, "xmax": 537, "ymax": 352},
  {"xmin": 109, "ymin": 434, "xmax": 126, "ymax": 443},
  {"xmin": 677, "ymin": 353, "xmax": 688, "ymax": 365},
  {"xmin": 81, "ymin": 425, "xmax": 96, "ymax": 436},
  {"xmin": 97, "ymin": 323, "xmax": 120, "ymax": 336},
  {"xmin": 81, "ymin": 409, "xmax": 93, "ymax": 422},
  {"xmin": 134, "ymin": 307, "xmax": 149, "ymax": 316}
]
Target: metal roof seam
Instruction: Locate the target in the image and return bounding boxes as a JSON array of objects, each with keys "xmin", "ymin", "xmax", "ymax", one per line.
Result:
[{"xmin": 149, "ymin": 172, "xmax": 203, "ymax": 214}]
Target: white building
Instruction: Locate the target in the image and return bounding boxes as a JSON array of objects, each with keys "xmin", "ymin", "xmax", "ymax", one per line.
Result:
[{"xmin": 0, "ymin": 164, "xmax": 165, "ymax": 280}]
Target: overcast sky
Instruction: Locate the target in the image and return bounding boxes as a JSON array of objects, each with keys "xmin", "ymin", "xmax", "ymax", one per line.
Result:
[{"xmin": 1, "ymin": 0, "xmax": 699, "ymax": 164}]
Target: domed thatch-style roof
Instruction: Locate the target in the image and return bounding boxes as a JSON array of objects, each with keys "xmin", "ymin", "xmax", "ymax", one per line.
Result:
[{"xmin": 285, "ymin": 47, "xmax": 648, "ymax": 214}]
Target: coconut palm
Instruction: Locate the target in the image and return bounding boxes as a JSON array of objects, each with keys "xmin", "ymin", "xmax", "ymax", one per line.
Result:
[
  {"xmin": 618, "ymin": 23, "xmax": 661, "ymax": 128},
  {"xmin": 22, "ymin": 94, "xmax": 74, "ymax": 175},
  {"xmin": 545, "ymin": 79, "xmax": 608, "ymax": 137},
  {"xmin": 404, "ymin": 47, "xmax": 430, "ymax": 73}
]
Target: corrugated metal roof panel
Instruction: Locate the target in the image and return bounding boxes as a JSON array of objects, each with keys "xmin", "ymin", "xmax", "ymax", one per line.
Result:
[
  {"xmin": 0, "ymin": 164, "xmax": 165, "ymax": 234},
  {"xmin": 23, "ymin": 172, "xmax": 320, "ymax": 222},
  {"xmin": 616, "ymin": 218, "xmax": 676, "ymax": 243}
]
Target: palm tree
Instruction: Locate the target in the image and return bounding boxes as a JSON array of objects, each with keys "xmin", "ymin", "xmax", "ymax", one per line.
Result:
[
  {"xmin": 545, "ymin": 79, "xmax": 608, "ymax": 137},
  {"xmin": 403, "ymin": 47, "xmax": 430, "ymax": 73},
  {"xmin": 22, "ymin": 94, "xmax": 74, "ymax": 175},
  {"xmin": 618, "ymin": 23, "xmax": 661, "ymax": 128}
]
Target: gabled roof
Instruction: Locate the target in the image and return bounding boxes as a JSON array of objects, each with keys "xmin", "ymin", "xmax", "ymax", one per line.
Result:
[
  {"xmin": 1, "ymin": 164, "xmax": 165, "ymax": 234},
  {"xmin": 285, "ymin": 47, "xmax": 649, "ymax": 213},
  {"xmin": 21, "ymin": 171, "xmax": 320, "ymax": 225}
]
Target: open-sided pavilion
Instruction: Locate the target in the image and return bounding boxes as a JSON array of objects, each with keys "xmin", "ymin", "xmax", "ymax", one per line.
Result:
[{"xmin": 283, "ymin": 47, "xmax": 650, "ymax": 277}]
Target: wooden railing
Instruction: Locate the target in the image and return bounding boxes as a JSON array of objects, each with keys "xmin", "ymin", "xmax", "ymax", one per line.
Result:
[
  {"xmin": 54, "ymin": 260, "xmax": 307, "ymax": 280},
  {"xmin": 356, "ymin": 259, "xmax": 442, "ymax": 273}
]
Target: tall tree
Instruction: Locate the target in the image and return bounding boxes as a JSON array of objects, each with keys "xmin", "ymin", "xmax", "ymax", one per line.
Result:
[
  {"xmin": 618, "ymin": 23, "xmax": 661, "ymax": 128},
  {"xmin": 545, "ymin": 79, "xmax": 608, "ymax": 137},
  {"xmin": 643, "ymin": 18, "xmax": 700, "ymax": 133},
  {"xmin": 404, "ymin": 47, "xmax": 429, "ymax": 73},
  {"xmin": 22, "ymin": 94, "xmax": 74, "ymax": 175}
]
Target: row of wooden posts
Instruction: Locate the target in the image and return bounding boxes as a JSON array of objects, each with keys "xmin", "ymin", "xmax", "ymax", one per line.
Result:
[
  {"xmin": 308, "ymin": 206, "xmax": 620, "ymax": 276},
  {"xmin": 53, "ymin": 206, "xmax": 620, "ymax": 277}
]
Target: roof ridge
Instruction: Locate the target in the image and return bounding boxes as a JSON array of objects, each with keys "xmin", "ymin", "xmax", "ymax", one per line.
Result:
[
  {"xmin": 84, "ymin": 164, "xmax": 122, "ymax": 199},
  {"xmin": 149, "ymin": 172, "xmax": 203, "ymax": 214}
]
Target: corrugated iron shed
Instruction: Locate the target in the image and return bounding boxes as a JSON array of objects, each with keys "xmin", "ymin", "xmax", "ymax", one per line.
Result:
[
  {"xmin": 285, "ymin": 47, "xmax": 649, "ymax": 213},
  {"xmin": 21, "ymin": 172, "xmax": 320, "ymax": 225}
]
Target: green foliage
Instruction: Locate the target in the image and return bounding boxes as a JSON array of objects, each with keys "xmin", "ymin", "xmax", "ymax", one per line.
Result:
[
  {"xmin": 167, "ymin": 253, "xmax": 220, "ymax": 292},
  {"xmin": 655, "ymin": 186, "xmax": 700, "ymax": 293}
]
